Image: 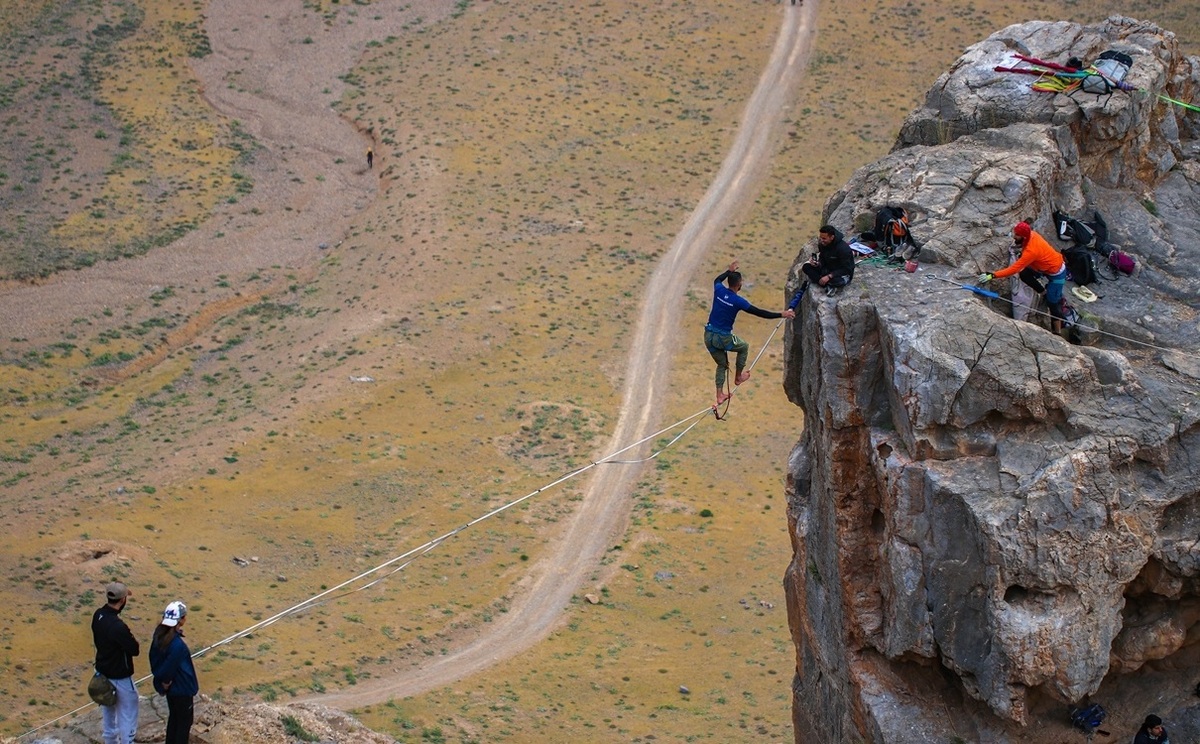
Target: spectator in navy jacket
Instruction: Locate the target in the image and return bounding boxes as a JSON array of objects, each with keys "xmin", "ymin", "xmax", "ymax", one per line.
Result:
[
  {"xmin": 149, "ymin": 601, "xmax": 199, "ymax": 744},
  {"xmin": 1133, "ymin": 714, "xmax": 1170, "ymax": 744}
]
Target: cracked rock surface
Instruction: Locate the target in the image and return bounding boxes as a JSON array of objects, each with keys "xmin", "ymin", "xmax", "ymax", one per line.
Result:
[{"xmin": 783, "ymin": 16, "xmax": 1200, "ymax": 743}]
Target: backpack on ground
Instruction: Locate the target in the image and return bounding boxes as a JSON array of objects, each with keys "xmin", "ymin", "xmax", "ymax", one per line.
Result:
[
  {"xmin": 1052, "ymin": 208, "xmax": 1098, "ymax": 249},
  {"xmin": 1107, "ymin": 248, "xmax": 1136, "ymax": 276},
  {"xmin": 1081, "ymin": 50, "xmax": 1133, "ymax": 96},
  {"xmin": 1063, "ymin": 247, "xmax": 1099, "ymax": 286},
  {"xmin": 1060, "ymin": 298, "xmax": 1080, "ymax": 329},
  {"xmin": 1069, "ymin": 702, "xmax": 1107, "ymax": 734},
  {"xmin": 873, "ymin": 205, "xmax": 920, "ymax": 259},
  {"xmin": 1089, "ymin": 210, "xmax": 1110, "ymax": 244},
  {"xmin": 1088, "ymin": 210, "xmax": 1137, "ymax": 277}
]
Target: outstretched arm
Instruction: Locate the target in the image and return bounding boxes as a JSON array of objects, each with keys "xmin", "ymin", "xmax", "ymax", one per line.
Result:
[
  {"xmin": 743, "ymin": 303, "xmax": 796, "ymax": 320},
  {"xmin": 991, "ymin": 246, "xmax": 1035, "ymax": 279}
]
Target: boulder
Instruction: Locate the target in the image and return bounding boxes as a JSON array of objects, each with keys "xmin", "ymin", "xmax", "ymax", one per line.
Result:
[{"xmin": 784, "ymin": 16, "xmax": 1200, "ymax": 743}]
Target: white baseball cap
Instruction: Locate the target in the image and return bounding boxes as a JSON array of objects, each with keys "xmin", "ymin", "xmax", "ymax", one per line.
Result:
[{"xmin": 161, "ymin": 600, "xmax": 187, "ymax": 627}]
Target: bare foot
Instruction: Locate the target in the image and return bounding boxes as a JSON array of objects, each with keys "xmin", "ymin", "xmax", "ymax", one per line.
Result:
[
  {"xmin": 734, "ymin": 371, "xmax": 750, "ymax": 385},
  {"xmin": 715, "ymin": 391, "xmax": 731, "ymax": 406}
]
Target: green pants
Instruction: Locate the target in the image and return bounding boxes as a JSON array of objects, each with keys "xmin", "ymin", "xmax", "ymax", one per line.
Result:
[{"xmin": 705, "ymin": 329, "xmax": 748, "ymax": 388}]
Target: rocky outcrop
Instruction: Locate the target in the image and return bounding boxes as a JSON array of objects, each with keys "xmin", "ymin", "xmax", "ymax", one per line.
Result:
[
  {"xmin": 13, "ymin": 697, "xmax": 395, "ymax": 744},
  {"xmin": 784, "ymin": 17, "xmax": 1200, "ymax": 743}
]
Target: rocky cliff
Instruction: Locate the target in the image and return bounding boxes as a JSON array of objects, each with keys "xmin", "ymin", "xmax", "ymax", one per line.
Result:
[{"xmin": 783, "ymin": 16, "xmax": 1200, "ymax": 743}]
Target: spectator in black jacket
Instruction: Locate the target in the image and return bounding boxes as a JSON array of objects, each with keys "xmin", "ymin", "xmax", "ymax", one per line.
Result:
[
  {"xmin": 92, "ymin": 582, "xmax": 140, "ymax": 744},
  {"xmin": 802, "ymin": 225, "xmax": 855, "ymax": 295},
  {"xmin": 1133, "ymin": 714, "xmax": 1170, "ymax": 744}
]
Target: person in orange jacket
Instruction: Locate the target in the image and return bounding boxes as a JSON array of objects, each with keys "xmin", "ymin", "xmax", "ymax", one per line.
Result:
[{"xmin": 979, "ymin": 222, "xmax": 1067, "ymax": 333}]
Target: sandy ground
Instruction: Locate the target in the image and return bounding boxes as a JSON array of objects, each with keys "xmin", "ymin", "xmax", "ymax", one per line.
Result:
[
  {"xmin": 1, "ymin": 0, "xmax": 808, "ymax": 735},
  {"xmin": 313, "ymin": 0, "xmax": 817, "ymax": 709},
  {"xmin": 0, "ymin": 0, "xmax": 454, "ymax": 342}
]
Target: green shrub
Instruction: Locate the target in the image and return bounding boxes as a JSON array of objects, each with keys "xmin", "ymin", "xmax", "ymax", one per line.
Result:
[{"xmin": 281, "ymin": 714, "xmax": 318, "ymax": 742}]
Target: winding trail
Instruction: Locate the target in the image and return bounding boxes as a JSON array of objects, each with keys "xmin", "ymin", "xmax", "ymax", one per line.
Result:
[
  {"xmin": 2, "ymin": 0, "xmax": 817, "ymax": 719},
  {"xmin": 0, "ymin": 0, "xmax": 451, "ymax": 341},
  {"xmin": 314, "ymin": 1, "xmax": 818, "ymax": 709}
]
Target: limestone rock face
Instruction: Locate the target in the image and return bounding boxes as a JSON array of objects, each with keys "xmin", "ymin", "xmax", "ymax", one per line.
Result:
[{"xmin": 784, "ymin": 17, "xmax": 1200, "ymax": 743}]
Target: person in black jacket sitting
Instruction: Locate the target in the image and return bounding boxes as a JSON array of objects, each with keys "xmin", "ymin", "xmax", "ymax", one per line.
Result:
[{"xmin": 802, "ymin": 225, "xmax": 855, "ymax": 295}]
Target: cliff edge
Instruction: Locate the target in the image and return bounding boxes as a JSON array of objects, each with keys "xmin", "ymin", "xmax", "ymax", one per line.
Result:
[{"xmin": 783, "ymin": 16, "xmax": 1200, "ymax": 743}]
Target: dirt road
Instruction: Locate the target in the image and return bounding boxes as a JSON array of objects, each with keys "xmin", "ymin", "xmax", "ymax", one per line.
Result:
[
  {"xmin": 0, "ymin": 0, "xmax": 451, "ymax": 341},
  {"xmin": 314, "ymin": 1, "xmax": 818, "ymax": 709}
]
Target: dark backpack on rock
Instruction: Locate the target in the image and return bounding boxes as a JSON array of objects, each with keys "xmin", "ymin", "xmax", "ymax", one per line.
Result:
[
  {"xmin": 873, "ymin": 206, "xmax": 920, "ymax": 258},
  {"xmin": 1069, "ymin": 702, "xmax": 1107, "ymax": 734},
  {"xmin": 1053, "ymin": 208, "xmax": 1098, "ymax": 250},
  {"xmin": 1063, "ymin": 247, "xmax": 1099, "ymax": 286}
]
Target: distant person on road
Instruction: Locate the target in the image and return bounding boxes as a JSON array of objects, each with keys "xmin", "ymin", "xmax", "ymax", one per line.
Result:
[
  {"xmin": 1133, "ymin": 714, "xmax": 1170, "ymax": 744},
  {"xmin": 367, "ymin": 147, "xmax": 374, "ymax": 169},
  {"xmin": 801, "ymin": 225, "xmax": 855, "ymax": 295},
  {"xmin": 92, "ymin": 582, "xmax": 140, "ymax": 744},
  {"xmin": 978, "ymin": 221, "xmax": 1067, "ymax": 334},
  {"xmin": 705, "ymin": 260, "xmax": 796, "ymax": 406},
  {"xmin": 150, "ymin": 601, "xmax": 199, "ymax": 744}
]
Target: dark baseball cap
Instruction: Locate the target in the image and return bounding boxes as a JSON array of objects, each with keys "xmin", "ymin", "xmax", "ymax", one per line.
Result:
[{"xmin": 106, "ymin": 582, "xmax": 130, "ymax": 602}]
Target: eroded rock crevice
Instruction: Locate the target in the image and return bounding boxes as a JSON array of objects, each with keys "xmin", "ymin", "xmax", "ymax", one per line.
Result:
[{"xmin": 785, "ymin": 16, "xmax": 1200, "ymax": 743}]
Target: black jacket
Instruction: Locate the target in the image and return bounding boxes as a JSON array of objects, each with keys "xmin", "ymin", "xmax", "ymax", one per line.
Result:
[
  {"xmin": 92, "ymin": 604, "xmax": 139, "ymax": 679},
  {"xmin": 1133, "ymin": 727, "xmax": 1169, "ymax": 744},
  {"xmin": 817, "ymin": 227, "xmax": 855, "ymax": 283}
]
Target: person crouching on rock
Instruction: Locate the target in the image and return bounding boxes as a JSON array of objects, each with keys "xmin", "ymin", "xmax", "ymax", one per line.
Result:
[
  {"xmin": 978, "ymin": 221, "xmax": 1067, "ymax": 334},
  {"xmin": 150, "ymin": 601, "xmax": 199, "ymax": 744},
  {"xmin": 801, "ymin": 225, "xmax": 855, "ymax": 296}
]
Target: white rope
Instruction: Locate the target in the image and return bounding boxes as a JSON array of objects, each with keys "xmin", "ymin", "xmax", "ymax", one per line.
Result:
[
  {"xmin": 16, "ymin": 322, "xmax": 792, "ymax": 739},
  {"xmin": 928, "ymin": 272, "xmax": 1190, "ymax": 355},
  {"xmin": 608, "ymin": 318, "xmax": 786, "ymax": 463}
]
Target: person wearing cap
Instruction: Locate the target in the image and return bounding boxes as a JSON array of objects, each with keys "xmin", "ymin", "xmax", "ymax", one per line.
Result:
[
  {"xmin": 149, "ymin": 600, "xmax": 199, "ymax": 744},
  {"xmin": 91, "ymin": 582, "xmax": 140, "ymax": 744},
  {"xmin": 1133, "ymin": 713, "xmax": 1170, "ymax": 744},
  {"xmin": 704, "ymin": 259, "xmax": 796, "ymax": 406},
  {"xmin": 978, "ymin": 222, "xmax": 1068, "ymax": 334}
]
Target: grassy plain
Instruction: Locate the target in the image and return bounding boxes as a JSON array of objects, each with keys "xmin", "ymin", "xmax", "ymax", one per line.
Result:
[
  {"xmin": 0, "ymin": 0, "xmax": 1197, "ymax": 741},
  {"xmin": 0, "ymin": 0, "xmax": 242, "ymax": 279}
]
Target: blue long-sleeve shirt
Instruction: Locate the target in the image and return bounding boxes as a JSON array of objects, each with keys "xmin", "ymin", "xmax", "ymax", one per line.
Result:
[
  {"xmin": 706, "ymin": 271, "xmax": 781, "ymax": 334},
  {"xmin": 149, "ymin": 633, "xmax": 199, "ymax": 697}
]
